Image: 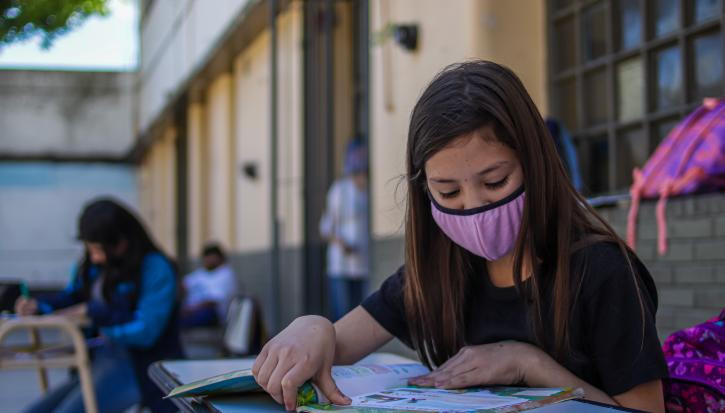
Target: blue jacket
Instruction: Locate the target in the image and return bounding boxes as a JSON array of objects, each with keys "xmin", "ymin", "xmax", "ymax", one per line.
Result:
[{"xmin": 38, "ymin": 252, "xmax": 184, "ymax": 411}]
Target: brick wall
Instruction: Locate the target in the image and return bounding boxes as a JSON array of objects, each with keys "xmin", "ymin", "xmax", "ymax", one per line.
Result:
[{"xmin": 597, "ymin": 192, "xmax": 725, "ymax": 340}]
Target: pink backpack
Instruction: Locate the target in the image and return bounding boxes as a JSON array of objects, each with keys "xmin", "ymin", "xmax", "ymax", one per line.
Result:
[
  {"xmin": 662, "ymin": 309, "xmax": 725, "ymax": 413},
  {"xmin": 627, "ymin": 98, "xmax": 725, "ymax": 255}
]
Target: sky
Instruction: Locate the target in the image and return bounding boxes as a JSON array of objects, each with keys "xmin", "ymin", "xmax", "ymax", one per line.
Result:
[{"xmin": 0, "ymin": 0, "xmax": 138, "ymax": 71}]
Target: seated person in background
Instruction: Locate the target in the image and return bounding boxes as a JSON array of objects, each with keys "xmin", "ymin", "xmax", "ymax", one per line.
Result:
[
  {"xmin": 180, "ymin": 243, "xmax": 238, "ymax": 328},
  {"xmin": 15, "ymin": 198, "xmax": 183, "ymax": 413}
]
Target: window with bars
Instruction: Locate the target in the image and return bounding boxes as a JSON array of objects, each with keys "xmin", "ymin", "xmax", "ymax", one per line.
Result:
[{"xmin": 548, "ymin": 0, "xmax": 724, "ymax": 195}]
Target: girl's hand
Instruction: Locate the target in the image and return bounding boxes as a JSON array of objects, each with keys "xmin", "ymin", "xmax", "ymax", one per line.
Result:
[
  {"xmin": 252, "ymin": 315, "xmax": 351, "ymax": 411},
  {"xmin": 332, "ymin": 237, "xmax": 356, "ymax": 254},
  {"xmin": 408, "ymin": 341, "xmax": 543, "ymax": 389},
  {"xmin": 14, "ymin": 297, "xmax": 38, "ymax": 316}
]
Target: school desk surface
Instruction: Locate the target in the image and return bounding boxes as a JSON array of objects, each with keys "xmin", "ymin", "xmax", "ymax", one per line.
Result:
[{"xmin": 148, "ymin": 354, "xmax": 645, "ymax": 413}]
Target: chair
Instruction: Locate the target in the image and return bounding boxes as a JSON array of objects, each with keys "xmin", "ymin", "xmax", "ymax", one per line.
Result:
[
  {"xmin": 0, "ymin": 316, "xmax": 98, "ymax": 413},
  {"xmin": 222, "ymin": 295, "xmax": 266, "ymax": 356}
]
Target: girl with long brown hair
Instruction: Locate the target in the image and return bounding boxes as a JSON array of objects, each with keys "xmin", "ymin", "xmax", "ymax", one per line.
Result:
[{"xmin": 253, "ymin": 61, "xmax": 668, "ymax": 412}]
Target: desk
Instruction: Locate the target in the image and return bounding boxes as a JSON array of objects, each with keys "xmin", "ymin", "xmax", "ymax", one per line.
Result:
[{"xmin": 149, "ymin": 355, "xmax": 642, "ymax": 413}]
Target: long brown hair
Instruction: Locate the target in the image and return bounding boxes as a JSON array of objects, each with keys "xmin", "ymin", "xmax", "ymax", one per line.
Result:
[{"xmin": 403, "ymin": 60, "xmax": 642, "ymax": 367}]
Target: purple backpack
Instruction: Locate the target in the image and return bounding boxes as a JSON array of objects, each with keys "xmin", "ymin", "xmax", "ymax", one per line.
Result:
[
  {"xmin": 662, "ymin": 308, "xmax": 725, "ymax": 412},
  {"xmin": 627, "ymin": 98, "xmax": 725, "ymax": 256}
]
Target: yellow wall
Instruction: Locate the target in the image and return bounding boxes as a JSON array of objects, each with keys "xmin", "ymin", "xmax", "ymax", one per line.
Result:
[
  {"xmin": 187, "ymin": 101, "xmax": 207, "ymax": 256},
  {"xmin": 138, "ymin": 0, "xmax": 252, "ymax": 134},
  {"xmin": 276, "ymin": 2, "xmax": 305, "ymax": 248},
  {"xmin": 170, "ymin": 2, "xmax": 303, "ymax": 259},
  {"xmin": 139, "ymin": 125, "xmax": 177, "ymax": 256},
  {"xmin": 369, "ymin": 0, "xmax": 548, "ymax": 239},
  {"xmin": 206, "ymin": 73, "xmax": 236, "ymax": 248},
  {"xmin": 473, "ymin": 0, "xmax": 548, "ymax": 114},
  {"xmin": 370, "ymin": 0, "xmax": 478, "ymax": 238},
  {"xmin": 234, "ymin": 30, "xmax": 272, "ymax": 252},
  {"xmin": 233, "ymin": 2, "xmax": 304, "ymax": 253}
]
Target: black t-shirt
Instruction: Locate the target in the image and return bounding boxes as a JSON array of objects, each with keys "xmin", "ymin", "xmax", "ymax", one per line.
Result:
[{"xmin": 361, "ymin": 241, "xmax": 669, "ymax": 396}]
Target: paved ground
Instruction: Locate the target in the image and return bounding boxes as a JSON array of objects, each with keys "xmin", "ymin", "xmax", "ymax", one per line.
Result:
[
  {"xmin": 1, "ymin": 369, "xmax": 149, "ymax": 413},
  {"xmin": 1, "ymin": 367, "xmax": 68, "ymax": 412}
]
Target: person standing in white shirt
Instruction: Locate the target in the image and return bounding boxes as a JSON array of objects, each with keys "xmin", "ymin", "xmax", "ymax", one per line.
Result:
[
  {"xmin": 319, "ymin": 139, "xmax": 369, "ymax": 321},
  {"xmin": 180, "ymin": 243, "xmax": 238, "ymax": 327}
]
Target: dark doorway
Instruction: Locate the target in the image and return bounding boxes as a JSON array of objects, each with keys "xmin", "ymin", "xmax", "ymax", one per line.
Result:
[{"xmin": 302, "ymin": 0, "xmax": 370, "ymax": 315}]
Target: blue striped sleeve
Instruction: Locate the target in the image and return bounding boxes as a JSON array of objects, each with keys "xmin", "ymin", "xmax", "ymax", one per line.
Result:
[{"xmin": 100, "ymin": 253, "xmax": 176, "ymax": 348}]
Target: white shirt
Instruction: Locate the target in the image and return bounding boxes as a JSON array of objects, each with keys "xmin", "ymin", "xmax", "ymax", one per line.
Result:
[
  {"xmin": 319, "ymin": 177, "xmax": 369, "ymax": 278},
  {"xmin": 183, "ymin": 263, "xmax": 238, "ymax": 318}
]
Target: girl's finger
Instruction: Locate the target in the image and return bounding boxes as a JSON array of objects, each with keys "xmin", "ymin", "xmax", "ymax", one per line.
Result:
[
  {"xmin": 433, "ymin": 365, "xmax": 476, "ymax": 387},
  {"xmin": 412, "ymin": 346, "xmax": 477, "ymax": 385},
  {"xmin": 266, "ymin": 356, "xmax": 296, "ymax": 405},
  {"xmin": 434, "ymin": 351, "xmax": 464, "ymax": 372},
  {"xmin": 438, "ymin": 371, "xmax": 475, "ymax": 389},
  {"xmin": 447, "ymin": 360, "xmax": 481, "ymax": 378},
  {"xmin": 425, "ymin": 352, "xmax": 467, "ymax": 381},
  {"xmin": 315, "ymin": 368, "xmax": 351, "ymax": 406},
  {"xmin": 252, "ymin": 346, "xmax": 270, "ymax": 377},
  {"xmin": 408, "ymin": 377, "xmax": 432, "ymax": 386},
  {"xmin": 255, "ymin": 353, "xmax": 279, "ymax": 389},
  {"xmin": 280, "ymin": 363, "xmax": 312, "ymax": 411},
  {"xmin": 408, "ymin": 375, "xmax": 429, "ymax": 385}
]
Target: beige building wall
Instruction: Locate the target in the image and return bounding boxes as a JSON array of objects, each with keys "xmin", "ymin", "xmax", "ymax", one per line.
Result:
[
  {"xmin": 234, "ymin": 30, "xmax": 272, "ymax": 252},
  {"xmin": 187, "ymin": 101, "xmax": 208, "ymax": 256},
  {"xmin": 369, "ymin": 0, "xmax": 479, "ymax": 238},
  {"xmin": 276, "ymin": 2, "xmax": 305, "ymax": 249},
  {"xmin": 369, "ymin": 0, "xmax": 548, "ymax": 239},
  {"xmin": 233, "ymin": 2, "xmax": 304, "ymax": 253},
  {"xmin": 205, "ymin": 73, "xmax": 236, "ymax": 248},
  {"xmin": 138, "ymin": 0, "xmax": 253, "ymax": 134},
  {"xmin": 138, "ymin": 126, "xmax": 178, "ymax": 256},
  {"xmin": 473, "ymin": 0, "xmax": 548, "ymax": 115}
]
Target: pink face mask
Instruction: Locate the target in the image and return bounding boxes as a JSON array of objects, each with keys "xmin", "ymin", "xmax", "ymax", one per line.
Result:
[{"xmin": 429, "ymin": 186, "xmax": 525, "ymax": 261}]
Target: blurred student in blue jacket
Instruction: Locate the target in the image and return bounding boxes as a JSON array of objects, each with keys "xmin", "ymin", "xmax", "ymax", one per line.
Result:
[{"xmin": 15, "ymin": 198, "xmax": 184, "ymax": 413}]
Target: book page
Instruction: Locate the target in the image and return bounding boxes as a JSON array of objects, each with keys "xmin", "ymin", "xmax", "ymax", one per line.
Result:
[
  {"xmin": 315, "ymin": 364, "xmax": 429, "ymax": 402},
  {"xmin": 349, "ymin": 387, "xmax": 530, "ymax": 411},
  {"xmin": 298, "ymin": 386, "xmax": 581, "ymax": 413}
]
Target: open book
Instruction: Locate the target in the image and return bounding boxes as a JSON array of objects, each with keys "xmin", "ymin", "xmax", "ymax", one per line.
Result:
[{"xmin": 167, "ymin": 362, "xmax": 583, "ymax": 412}]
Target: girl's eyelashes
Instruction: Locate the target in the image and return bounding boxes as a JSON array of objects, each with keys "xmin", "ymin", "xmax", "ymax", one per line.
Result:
[
  {"xmin": 435, "ymin": 175, "xmax": 510, "ymax": 199},
  {"xmin": 439, "ymin": 189, "xmax": 460, "ymax": 199},
  {"xmin": 485, "ymin": 175, "xmax": 509, "ymax": 190}
]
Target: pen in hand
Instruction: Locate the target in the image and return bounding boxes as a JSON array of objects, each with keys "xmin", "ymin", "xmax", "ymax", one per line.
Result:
[{"xmin": 20, "ymin": 282, "xmax": 30, "ymax": 299}]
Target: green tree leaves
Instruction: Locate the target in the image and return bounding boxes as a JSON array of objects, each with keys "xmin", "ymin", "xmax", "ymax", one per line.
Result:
[{"xmin": 0, "ymin": 0, "xmax": 110, "ymax": 48}]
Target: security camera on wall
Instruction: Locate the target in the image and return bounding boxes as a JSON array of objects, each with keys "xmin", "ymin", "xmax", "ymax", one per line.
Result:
[
  {"xmin": 241, "ymin": 162, "xmax": 258, "ymax": 180},
  {"xmin": 393, "ymin": 24, "xmax": 418, "ymax": 51}
]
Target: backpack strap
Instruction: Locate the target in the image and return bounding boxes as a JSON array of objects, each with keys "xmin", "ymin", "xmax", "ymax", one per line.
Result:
[
  {"xmin": 627, "ymin": 168, "xmax": 643, "ymax": 250},
  {"xmin": 656, "ymin": 179, "xmax": 673, "ymax": 255}
]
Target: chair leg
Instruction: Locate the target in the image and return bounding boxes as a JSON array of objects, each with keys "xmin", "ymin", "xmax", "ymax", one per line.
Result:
[
  {"xmin": 29, "ymin": 327, "xmax": 49, "ymax": 393},
  {"xmin": 77, "ymin": 359, "xmax": 98, "ymax": 413}
]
